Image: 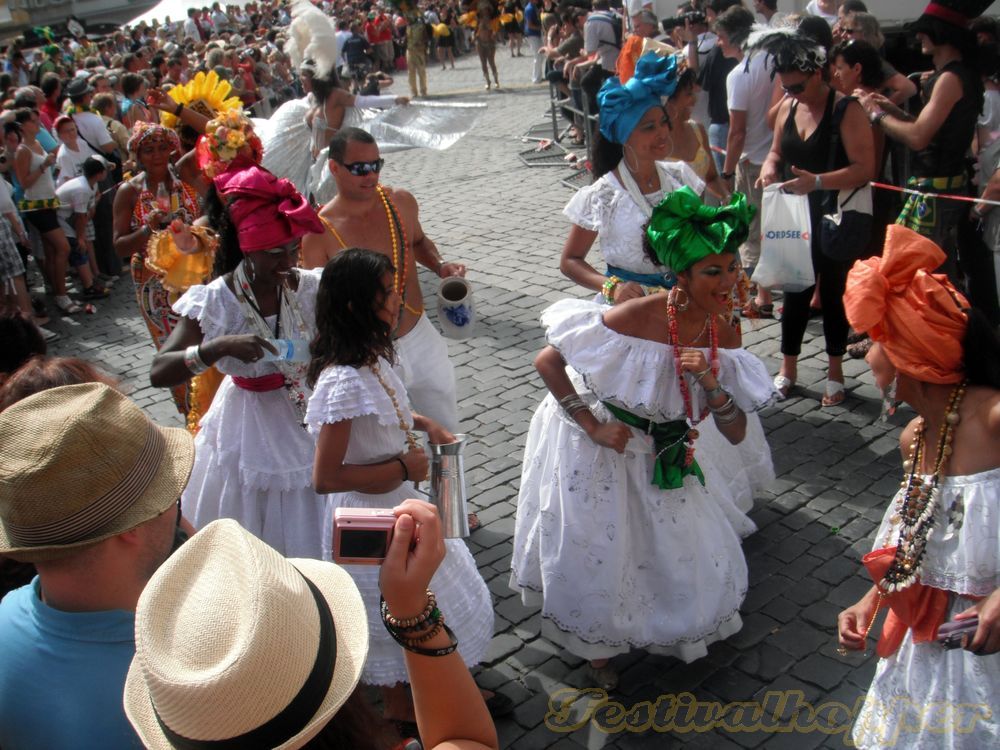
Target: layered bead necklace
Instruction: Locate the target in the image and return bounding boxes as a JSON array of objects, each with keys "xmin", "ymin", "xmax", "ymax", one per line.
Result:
[
  {"xmin": 667, "ymin": 295, "xmax": 719, "ymax": 468},
  {"xmin": 371, "ymin": 359, "xmax": 421, "ymax": 452},
  {"xmin": 880, "ymin": 380, "xmax": 967, "ymax": 593}
]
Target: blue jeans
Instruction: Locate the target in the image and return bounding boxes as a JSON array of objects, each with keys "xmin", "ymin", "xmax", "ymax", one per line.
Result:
[{"xmin": 708, "ymin": 122, "xmax": 729, "ymax": 175}]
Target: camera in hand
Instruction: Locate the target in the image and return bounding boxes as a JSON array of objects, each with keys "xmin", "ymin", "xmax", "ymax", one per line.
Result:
[
  {"xmin": 662, "ymin": 10, "xmax": 706, "ymax": 32},
  {"xmin": 333, "ymin": 507, "xmax": 396, "ymax": 565}
]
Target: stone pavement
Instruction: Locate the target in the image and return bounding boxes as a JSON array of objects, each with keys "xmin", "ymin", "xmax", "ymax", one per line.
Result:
[{"xmin": 46, "ymin": 48, "xmax": 905, "ymax": 749}]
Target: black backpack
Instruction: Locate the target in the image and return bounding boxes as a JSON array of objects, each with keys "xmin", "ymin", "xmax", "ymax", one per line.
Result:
[{"xmin": 589, "ymin": 11, "xmax": 622, "ymax": 49}]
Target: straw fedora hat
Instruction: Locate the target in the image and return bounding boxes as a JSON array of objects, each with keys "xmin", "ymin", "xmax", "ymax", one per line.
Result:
[
  {"xmin": 124, "ymin": 519, "xmax": 369, "ymax": 750},
  {"xmin": 0, "ymin": 383, "xmax": 194, "ymax": 563}
]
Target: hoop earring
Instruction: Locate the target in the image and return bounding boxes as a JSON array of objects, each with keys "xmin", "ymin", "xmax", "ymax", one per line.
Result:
[
  {"xmin": 623, "ymin": 143, "xmax": 640, "ymax": 173},
  {"xmin": 669, "ymin": 286, "xmax": 689, "ymax": 312}
]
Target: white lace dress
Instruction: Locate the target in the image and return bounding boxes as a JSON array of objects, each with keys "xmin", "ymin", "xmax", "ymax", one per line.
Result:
[
  {"xmin": 563, "ymin": 169, "xmax": 775, "ymax": 513},
  {"xmin": 511, "ymin": 300, "xmax": 776, "ymax": 662},
  {"xmin": 306, "ymin": 359, "xmax": 493, "ymax": 686},
  {"xmin": 173, "ymin": 270, "xmax": 328, "ymax": 559},
  {"xmin": 853, "ymin": 468, "xmax": 1000, "ymax": 750}
]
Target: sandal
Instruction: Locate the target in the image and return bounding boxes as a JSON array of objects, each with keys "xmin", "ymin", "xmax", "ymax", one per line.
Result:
[
  {"xmin": 586, "ymin": 661, "xmax": 619, "ymax": 691},
  {"xmin": 81, "ymin": 285, "xmax": 110, "ymax": 300},
  {"xmin": 821, "ymin": 380, "xmax": 846, "ymax": 408},
  {"xmin": 54, "ymin": 295, "xmax": 84, "ymax": 315},
  {"xmin": 847, "ymin": 337, "xmax": 873, "ymax": 360},
  {"xmin": 773, "ymin": 374, "xmax": 794, "ymax": 401},
  {"xmin": 741, "ymin": 298, "xmax": 774, "ymax": 319}
]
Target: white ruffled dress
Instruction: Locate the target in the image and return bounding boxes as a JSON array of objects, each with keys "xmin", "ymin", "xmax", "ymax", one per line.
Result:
[
  {"xmin": 173, "ymin": 270, "xmax": 328, "ymax": 559},
  {"xmin": 511, "ymin": 300, "xmax": 776, "ymax": 663},
  {"xmin": 305, "ymin": 359, "xmax": 493, "ymax": 686},
  {"xmin": 853, "ymin": 468, "xmax": 1000, "ymax": 749},
  {"xmin": 564, "ymin": 166, "xmax": 775, "ymax": 512}
]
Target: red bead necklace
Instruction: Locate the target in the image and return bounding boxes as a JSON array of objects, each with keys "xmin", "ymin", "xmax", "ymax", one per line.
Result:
[{"xmin": 668, "ymin": 297, "xmax": 719, "ymax": 467}]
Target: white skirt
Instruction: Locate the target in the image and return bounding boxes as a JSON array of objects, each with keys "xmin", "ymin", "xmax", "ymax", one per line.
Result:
[
  {"xmin": 183, "ymin": 378, "xmax": 329, "ymax": 559},
  {"xmin": 511, "ymin": 394, "xmax": 750, "ymax": 663},
  {"xmin": 326, "ymin": 486, "xmax": 494, "ymax": 686},
  {"xmin": 852, "ymin": 593, "xmax": 1000, "ymax": 749}
]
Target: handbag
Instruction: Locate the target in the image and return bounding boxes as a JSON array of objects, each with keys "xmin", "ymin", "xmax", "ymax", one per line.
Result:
[
  {"xmin": 752, "ymin": 184, "xmax": 815, "ymax": 292},
  {"xmin": 819, "ymin": 97, "xmax": 873, "ymax": 262}
]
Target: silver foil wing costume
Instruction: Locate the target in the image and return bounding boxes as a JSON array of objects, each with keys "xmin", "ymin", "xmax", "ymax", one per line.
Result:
[{"xmin": 255, "ymin": 100, "xmax": 486, "ymax": 204}]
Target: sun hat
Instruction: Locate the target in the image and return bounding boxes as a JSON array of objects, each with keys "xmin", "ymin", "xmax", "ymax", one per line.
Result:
[
  {"xmin": 0, "ymin": 383, "xmax": 194, "ymax": 563},
  {"xmin": 64, "ymin": 77, "xmax": 95, "ymax": 100},
  {"xmin": 907, "ymin": 0, "xmax": 994, "ymax": 35},
  {"xmin": 124, "ymin": 519, "xmax": 369, "ymax": 750}
]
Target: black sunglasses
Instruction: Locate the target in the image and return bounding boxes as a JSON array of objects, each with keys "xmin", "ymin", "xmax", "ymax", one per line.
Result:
[
  {"xmin": 782, "ymin": 81, "xmax": 808, "ymax": 96},
  {"xmin": 340, "ymin": 158, "xmax": 385, "ymax": 176}
]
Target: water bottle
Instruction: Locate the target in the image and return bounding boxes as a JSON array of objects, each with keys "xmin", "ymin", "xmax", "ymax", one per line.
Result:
[{"xmin": 261, "ymin": 338, "xmax": 310, "ymax": 362}]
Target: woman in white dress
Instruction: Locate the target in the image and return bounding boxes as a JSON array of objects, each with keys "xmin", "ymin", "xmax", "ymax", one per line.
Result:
[
  {"xmin": 561, "ymin": 52, "xmax": 773, "ymax": 514},
  {"xmin": 150, "ymin": 165, "xmax": 329, "ymax": 559},
  {"xmin": 837, "ymin": 226, "xmax": 1000, "ymax": 749},
  {"xmin": 513, "ymin": 189, "xmax": 776, "ymax": 690},
  {"xmin": 560, "ymin": 53, "xmax": 704, "ymax": 305},
  {"xmin": 306, "ymin": 248, "xmax": 494, "ymax": 723}
]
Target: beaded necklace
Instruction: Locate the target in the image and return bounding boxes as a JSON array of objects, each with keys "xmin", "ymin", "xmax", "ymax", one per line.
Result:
[
  {"xmin": 880, "ymin": 380, "xmax": 967, "ymax": 593},
  {"xmin": 377, "ymin": 186, "xmax": 408, "ymax": 295},
  {"xmin": 667, "ymin": 296, "xmax": 719, "ymax": 468},
  {"xmin": 371, "ymin": 359, "xmax": 421, "ymax": 451}
]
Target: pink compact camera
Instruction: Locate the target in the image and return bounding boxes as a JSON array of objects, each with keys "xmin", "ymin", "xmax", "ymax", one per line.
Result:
[
  {"xmin": 332, "ymin": 508, "xmax": 397, "ymax": 565},
  {"xmin": 936, "ymin": 616, "xmax": 979, "ymax": 650}
]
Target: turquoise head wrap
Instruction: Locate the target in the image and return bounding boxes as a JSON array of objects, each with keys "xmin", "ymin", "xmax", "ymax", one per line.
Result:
[
  {"xmin": 597, "ymin": 52, "xmax": 679, "ymax": 145},
  {"xmin": 646, "ymin": 187, "xmax": 755, "ymax": 272}
]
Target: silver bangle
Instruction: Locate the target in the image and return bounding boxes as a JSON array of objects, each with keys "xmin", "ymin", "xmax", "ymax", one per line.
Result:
[
  {"xmin": 183, "ymin": 345, "xmax": 209, "ymax": 375},
  {"xmin": 703, "ymin": 384, "xmax": 726, "ymax": 402},
  {"xmin": 558, "ymin": 393, "xmax": 590, "ymax": 418}
]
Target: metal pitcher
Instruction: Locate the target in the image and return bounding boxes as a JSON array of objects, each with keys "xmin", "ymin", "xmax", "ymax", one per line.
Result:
[{"xmin": 429, "ymin": 434, "xmax": 470, "ymax": 538}]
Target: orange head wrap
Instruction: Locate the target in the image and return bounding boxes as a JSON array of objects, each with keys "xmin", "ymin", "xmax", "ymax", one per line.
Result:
[{"xmin": 844, "ymin": 225, "xmax": 969, "ymax": 384}]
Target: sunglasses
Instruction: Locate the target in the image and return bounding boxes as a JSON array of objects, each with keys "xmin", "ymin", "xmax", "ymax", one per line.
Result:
[
  {"xmin": 782, "ymin": 81, "xmax": 808, "ymax": 96},
  {"xmin": 340, "ymin": 158, "xmax": 385, "ymax": 176},
  {"xmin": 842, "ymin": 27, "xmax": 858, "ymax": 35}
]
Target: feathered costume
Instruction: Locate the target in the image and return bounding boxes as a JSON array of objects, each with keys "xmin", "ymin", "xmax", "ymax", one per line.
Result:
[{"xmin": 257, "ymin": 0, "xmax": 485, "ymax": 204}]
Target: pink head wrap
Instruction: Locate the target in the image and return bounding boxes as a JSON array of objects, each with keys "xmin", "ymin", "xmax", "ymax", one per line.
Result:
[
  {"xmin": 213, "ymin": 166, "xmax": 323, "ymax": 253},
  {"xmin": 844, "ymin": 225, "xmax": 969, "ymax": 384}
]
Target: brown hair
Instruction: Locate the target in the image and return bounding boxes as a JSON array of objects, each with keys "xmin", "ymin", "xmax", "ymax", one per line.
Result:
[{"xmin": 0, "ymin": 356, "xmax": 119, "ymax": 411}]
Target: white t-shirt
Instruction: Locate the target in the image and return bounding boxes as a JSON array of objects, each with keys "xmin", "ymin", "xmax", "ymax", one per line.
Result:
[
  {"xmin": 56, "ymin": 175, "xmax": 97, "ymax": 240},
  {"xmin": 726, "ymin": 51, "xmax": 774, "ymax": 165},
  {"xmin": 70, "ymin": 112, "xmax": 113, "ymax": 157},
  {"xmin": 978, "ymin": 89, "xmax": 1000, "ymax": 150},
  {"xmin": 689, "ymin": 31, "xmax": 717, "ymax": 127},
  {"xmin": 55, "ymin": 144, "xmax": 90, "ymax": 186},
  {"xmin": 183, "ymin": 17, "xmax": 200, "ymax": 41},
  {"xmin": 805, "ymin": 1, "xmax": 837, "ymax": 26}
]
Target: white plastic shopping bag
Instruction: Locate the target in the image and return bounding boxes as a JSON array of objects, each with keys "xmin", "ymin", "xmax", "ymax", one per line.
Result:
[{"xmin": 752, "ymin": 184, "xmax": 815, "ymax": 292}]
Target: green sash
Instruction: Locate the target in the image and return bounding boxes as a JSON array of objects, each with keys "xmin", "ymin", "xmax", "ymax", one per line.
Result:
[{"xmin": 602, "ymin": 402, "xmax": 705, "ymax": 490}]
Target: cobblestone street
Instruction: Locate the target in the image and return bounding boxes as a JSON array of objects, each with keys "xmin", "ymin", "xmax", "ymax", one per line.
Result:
[{"xmin": 47, "ymin": 50, "xmax": 903, "ymax": 749}]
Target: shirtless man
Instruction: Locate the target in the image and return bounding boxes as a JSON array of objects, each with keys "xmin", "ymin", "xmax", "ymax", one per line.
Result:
[{"xmin": 302, "ymin": 127, "xmax": 467, "ymax": 434}]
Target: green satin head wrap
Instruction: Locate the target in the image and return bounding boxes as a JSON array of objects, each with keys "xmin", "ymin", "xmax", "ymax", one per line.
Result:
[{"xmin": 646, "ymin": 187, "xmax": 755, "ymax": 273}]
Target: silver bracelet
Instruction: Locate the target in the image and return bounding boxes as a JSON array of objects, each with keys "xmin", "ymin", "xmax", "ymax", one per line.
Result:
[
  {"xmin": 558, "ymin": 393, "xmax": 590, "ymax": 418},
  {"xmin": 703, "ymin": 384, "xmax": 726, "ymax": 402},
  {"xmin": 183, "ymin": 345, "xmax": 209, "ymax": 375}
]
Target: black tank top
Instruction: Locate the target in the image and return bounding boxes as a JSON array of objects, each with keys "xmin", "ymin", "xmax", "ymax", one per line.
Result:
[
  {"xmin": 780, "ymin": 87, "xmax": 839, "ymax": 214},
  {"xmin": 914, "ymin": 60, "xmax": 979, "ymax": 177}
]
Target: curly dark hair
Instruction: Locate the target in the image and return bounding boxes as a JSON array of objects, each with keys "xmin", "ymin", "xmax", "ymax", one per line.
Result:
[
  {"xmin": 307, "ymin": 248, "xmax": 396, "ymax": 388},
  {"xmin": 205, "ymin": 183, "xmax": 244, "ymax": 279}
]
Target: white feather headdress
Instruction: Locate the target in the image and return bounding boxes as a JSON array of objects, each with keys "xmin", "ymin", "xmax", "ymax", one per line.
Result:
[{"xmin": 285, "ymin": 0, "xmax": 340, "ymax": 78}]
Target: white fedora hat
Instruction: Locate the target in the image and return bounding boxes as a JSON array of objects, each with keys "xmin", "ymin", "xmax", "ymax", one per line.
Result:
[{"xmin": 124, "ymin": 519, "xmax": 369, "ymax": 750}]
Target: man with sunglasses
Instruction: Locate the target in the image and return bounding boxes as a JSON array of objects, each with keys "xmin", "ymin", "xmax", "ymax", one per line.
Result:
[
  {"xmin": 302, "ymin": 127, "xmax": 468, "ymax": 453},
  {"xmin": 717, "ymin": 5, "xmax": 781, "ymax": 317}
]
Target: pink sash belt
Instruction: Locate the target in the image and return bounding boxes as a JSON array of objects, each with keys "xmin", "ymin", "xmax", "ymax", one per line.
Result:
[{"xmin": 231, "ymin": 374, "xmax": 286, "ymax": 392}]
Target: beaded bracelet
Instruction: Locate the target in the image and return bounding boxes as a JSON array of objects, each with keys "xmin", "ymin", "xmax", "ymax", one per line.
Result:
[
  {"xmin": 381, "ymin": 592, "xmax": 437, "ymax": 631},
  {"xmin": 384, "ymin": 619, "xmax": 459, "ymax": 657},
  {"xmin": 602, "ymin": 276, "xmax": 621, "ymax": 304}
]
